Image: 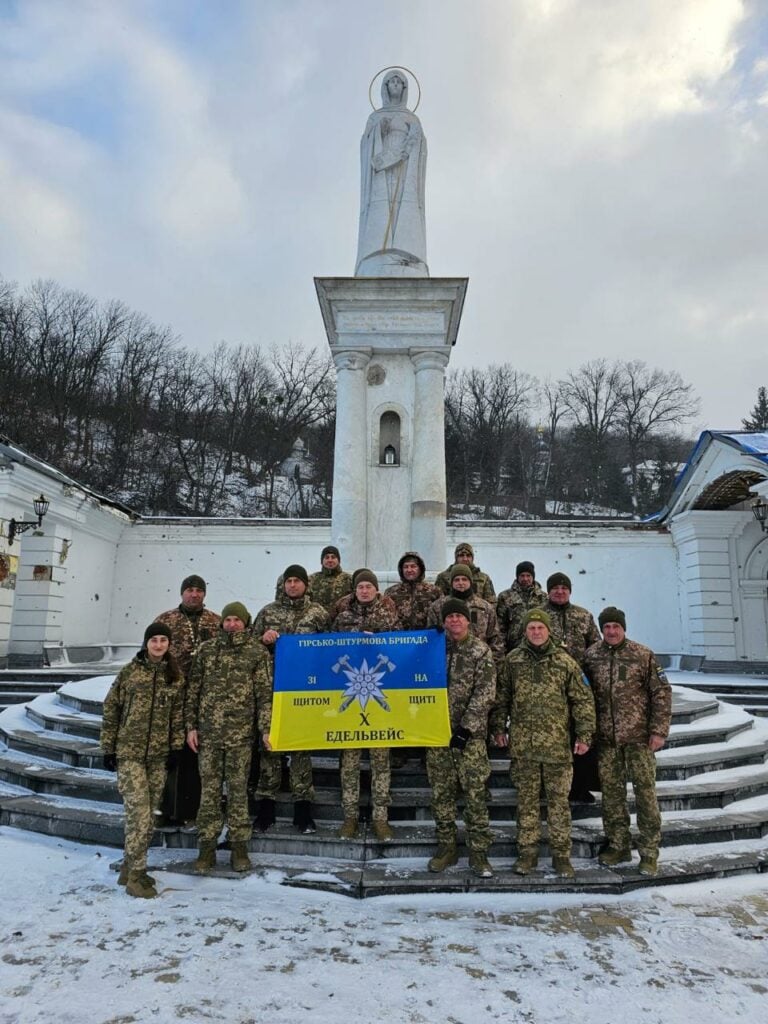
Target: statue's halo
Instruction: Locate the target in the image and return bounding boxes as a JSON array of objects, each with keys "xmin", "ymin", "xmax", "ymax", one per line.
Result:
[{"xmin": 368, "ymin": 66, "xmax": 421, "ymax": 112}]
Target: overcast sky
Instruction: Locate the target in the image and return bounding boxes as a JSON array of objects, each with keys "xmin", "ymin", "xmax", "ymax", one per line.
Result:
[{"xmin": 1, "ymin": 0, "xmax": 767, "ymax": 431}]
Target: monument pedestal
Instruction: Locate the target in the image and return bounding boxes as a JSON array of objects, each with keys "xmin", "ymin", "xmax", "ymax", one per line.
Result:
[{"xmin": 316, "ymin": 277, "xmax": 467, "ymax": 573}]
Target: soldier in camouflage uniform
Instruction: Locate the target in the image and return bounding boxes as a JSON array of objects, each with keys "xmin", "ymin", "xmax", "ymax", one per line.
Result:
[
  {"xmin": 583, "ymin": 607, "xmax": 672, "ymax": 876},
  {"xmin": 154, "ymin": 574, "xmax": 221, "ymax": 824},
  {"xmin": 332, "ymin": 572, "xmax": 399, "ymax": 622},
  {"xmin": 385, "ymin": 552, "xmax": 441, "ymax": 768},
  {"xmin": 272, "ymin": 546, "xmax": 353, "ymax": 610},
  {"xmin": 426, "ymin": 598, "xmax": 496, "ymax": 878},
  {"xmin": 332, "ymin": 570, "xmax": 402, "ymax": 841},
  {"xmin": 186, "ymin": 602, "xmax": 273, "ymax": 873},
  {"xmin": 101, "ymin": 623, "xmax": 185, "ymax": 898},
  {"xmin": 427, "ymin": 565, "xmax": 504, "ymax": 666},
  {"xmin": 545, "ymin": 571, "xmax": 602, "ymax": 803},
  {"xmin": 385, "ymin": 552, "xmax": 440, "ymax": 630},
  {"xmin": 252, "ymin": 564, "xmax": 330, "ymax": 833},
  {"xmin": 491, "ymin": 608, "xmax": 595, "ymax": 878},
  {"xmin": 496, "ymin": 561, "xmax": 547, "ymax": 651},
  {"xmin": 435, "ymin": 542, "xmax": 496, "ymax": 603},
  {"xmin": 308, "ymin": 545, "xmax": 353, "ymax": 613}
]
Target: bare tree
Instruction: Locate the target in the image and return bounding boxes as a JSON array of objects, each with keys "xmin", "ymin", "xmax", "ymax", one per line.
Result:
[{"xmin": 616, "ymin": 360, "xmax": 700, "ymax": 512}]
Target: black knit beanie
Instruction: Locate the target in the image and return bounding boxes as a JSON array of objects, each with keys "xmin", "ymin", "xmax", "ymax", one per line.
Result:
[
  {"xmin": 441, "ymin": 598, "xmax": 470, "ymax": 622},
  {"xmin": 599, "ymin": 606, "xmax": 626, "ymax": 630},
  {"xmin": 283, "ymin": 564, "xmax": 309, "ymax": 587},
  {"xmin": 180, "ymin": 574, "xmax": 206, "ymax": 595}
]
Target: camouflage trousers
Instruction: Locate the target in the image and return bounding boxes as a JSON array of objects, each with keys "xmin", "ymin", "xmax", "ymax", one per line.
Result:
[
  {"xmin": 340, "ymin": 748, "xmax": 391, "ymax": 821},
  {"xmin": 255, "ymin": 749, "xmax": 315, "ymax": 802},
  {"xmin": 117, "ymin": 756, "xmax": 167, "ymax": 871},
  {"xmin": 197, "ymin": 742, "xmax": 253, "ymax": 844},
  {"xmin": 599, "ymin": 743, "xmax": 661, "ymax": 857},
  {"xmin": 513, "ymin": 758, "xmax": 572, "ymax": 856},
  {"xmin": 426, "ymin": 741, "xmax": 491, "ymax": 853}
]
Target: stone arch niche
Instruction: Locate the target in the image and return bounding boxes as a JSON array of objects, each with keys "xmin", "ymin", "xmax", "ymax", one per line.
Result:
[
  {"xmin": 739, "ymin": 535, "xmax": 768, "ymax": 661},
  {"xmin": 379, "ymin": 410, "xmax": 402, "ymax": 465}
]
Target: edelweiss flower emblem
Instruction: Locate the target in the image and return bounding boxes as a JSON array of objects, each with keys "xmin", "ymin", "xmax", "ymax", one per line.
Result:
[{"xmin": 336, "ymin": 656, "xmax": 392, "ymax": 713}]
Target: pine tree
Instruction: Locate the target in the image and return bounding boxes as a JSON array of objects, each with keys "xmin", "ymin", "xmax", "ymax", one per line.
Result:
[{"xmin": 742, "ymin": 387, "xmax": 768, "ymax": 431}]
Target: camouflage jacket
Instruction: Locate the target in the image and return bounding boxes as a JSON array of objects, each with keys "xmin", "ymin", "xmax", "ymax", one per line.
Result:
[
  {"xmin": 332, "ymin": 594, "xmax": 402, "ymax": 633},
  {"xmin": 435, "ymin": 563, "xmax": 496, "ymax": 603},
  {"xmin": 384, "ymin": 580, "xmax": 441, "ymax": 630},
  {"xmin": 545, "ymin": 601, "xmax": 601, "ymax": 666},
  {"xmin": 491, "ymin": 640, "xmax": 596, "ymax": 762},
  {"xmin": 496, "ymin": 581, "xmax": 547, "ymax": 650},
  {"xmin": 445, "ymin": 633, "xmax": 496, "ymax": 737},
  {"xmin": 331, "ymin": 590, "xmax": 399, "ymax": 624},
  {"xmin": 154, "ymin": 606, "xmax": 221, "ymax": 679},
  {"xmin": 583, "ymin": 638, "xmax": 672, "ymax": 746},
  {"xmin": 101, "ymin": 653, "xmax": 185, "ymax": 760},
  {"xmin": 252, "ymin": 594, "xmax": 330, "ymax": 655},
  {"xmin": 186, "ymin": 630, "xmax": 273, "ymax": 744},
  {"xmin": 426, "ymin": 593, "xmax": 504, "ymax": 664},
  {"xmin": 307, "ymin": 567, "xmax": 353, "ymax": 613}
]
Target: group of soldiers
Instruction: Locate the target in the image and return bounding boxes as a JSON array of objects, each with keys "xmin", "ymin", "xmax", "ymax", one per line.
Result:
[{"xmin": 100, "ymin": 541, "xmax": 671, "ymax": 898}]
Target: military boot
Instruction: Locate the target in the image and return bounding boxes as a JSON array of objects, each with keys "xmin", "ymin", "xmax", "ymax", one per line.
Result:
[
  {"xmin": 428, "ymin": 844, "xmax": 459, "ymax": 873},
  {"xmin": 512, "ymin": 848, "xmax": 539, "ymax": 875},
  {"xmin": 638, "ymin": 854, "xmax": 658, "ymax": 876},
  {"xmin": 230, "ymin": 842, "xmax": 252, "ymax": 872},
  {"xmin": 117, "ymin": 859, "xmax": 131, "ymax": 886},
  {"xmin": 469, "ymin": 852, "xmax": 494, "ymax": 878},
  {"xmin": 293, "ymin": 800, "xmax": 317, "ymax": 834},
  {"xmin": 125, "ymin": 871, "xmax": 157, "ymax": 899},
  {"xmin": 598, "ymin": 846, "xmax": 632, "ymax": 867},
  {"xmin": 193, "ymin": 843, "xmax": 217, "ymax": 874},
  {"xmin": 254, "ymin": 797, "xmax": 276, "ymax": 833},
  {"xmin": 337, "ymin": 817, "xmax": 359, "ymax": 840},
  {"xmin": 372, "ymin": 820, "xmax": 394, "ymax": 842},
  {"xmin": 552, "ymin": 855, "xmax": 575, "ymax": 879}
]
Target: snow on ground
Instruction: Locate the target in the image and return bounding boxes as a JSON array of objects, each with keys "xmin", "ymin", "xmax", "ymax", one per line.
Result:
[{"xmin": 0, "ymin": 831, "xmax": 766, "ymax": 1024}]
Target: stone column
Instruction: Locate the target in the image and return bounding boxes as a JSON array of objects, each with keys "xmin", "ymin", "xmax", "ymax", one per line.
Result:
[
  {"xmin": 7, "ymin": 526, "xmax": 69, "ymax": 667},
  {"xmin": 331, "ymin": 349, "xmax": 371, "ymax": 569},
  {"xmin": 410, "ymin": 349, "xmax": 450, "ymax": 572}
]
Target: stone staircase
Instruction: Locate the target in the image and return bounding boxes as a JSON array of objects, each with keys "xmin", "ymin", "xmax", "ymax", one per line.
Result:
[{"xmin": 1, "ymin": 673, "xmax": 767, "ymax": 897}]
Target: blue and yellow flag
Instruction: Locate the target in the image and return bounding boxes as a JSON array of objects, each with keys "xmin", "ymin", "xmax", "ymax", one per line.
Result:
[{"xmin": 269, "ymin": 630, "xmax": 450, "ymax": 751}]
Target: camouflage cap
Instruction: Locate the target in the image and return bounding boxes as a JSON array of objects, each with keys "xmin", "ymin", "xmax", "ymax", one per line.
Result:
[
  {"xmin": 524, "ymin": 608, "xmax": 552, "ymax": 631},
  {"xmin": 454, "ymin": 542, "xmax": 474, "ymax": 558},
  {"xmin": 221, "ymin": 601, "xmax": 250, "ymax": 626},
  {"xmin": 599, "ymin": 606, "xmax": 626, "ymax": 630}
]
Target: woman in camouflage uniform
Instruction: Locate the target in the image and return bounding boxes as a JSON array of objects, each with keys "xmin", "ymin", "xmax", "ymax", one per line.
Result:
[{"xmin": 100, "ymin": 623, "xmax": 185, "ymax": 899}]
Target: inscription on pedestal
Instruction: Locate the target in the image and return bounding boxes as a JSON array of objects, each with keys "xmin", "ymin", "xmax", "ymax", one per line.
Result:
[{"xmin": 336, "ymin": 310, "xmax": 445, "ymax": 333}]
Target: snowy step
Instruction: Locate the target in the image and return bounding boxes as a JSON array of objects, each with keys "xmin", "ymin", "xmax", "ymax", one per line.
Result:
[
  {"xmin": 0, "ymin": 747, "xmax": 118, "ymax": 803},
  {"xmin": 24, "ymin": 699, "xmax": 102, "ymax": 741}
]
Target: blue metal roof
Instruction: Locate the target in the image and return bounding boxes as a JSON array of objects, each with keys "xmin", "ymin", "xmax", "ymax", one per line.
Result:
[{"xmin": 644, "ymin": 431, "xmax": 768, "ymax": 524}]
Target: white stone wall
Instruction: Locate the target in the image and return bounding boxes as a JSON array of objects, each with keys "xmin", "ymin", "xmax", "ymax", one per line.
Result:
[
  {"xmin": 445, "ymin": 523, "xmax": 682, "ymax": 653},
  {"xmin": 108, "ymin": 520, "xmax": 333, "ymax": 644}
]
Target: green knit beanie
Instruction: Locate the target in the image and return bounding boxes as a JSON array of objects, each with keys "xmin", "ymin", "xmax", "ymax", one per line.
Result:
[{"xmin": 221, "ymin": 601, "xmax": 250, "ymax": 627}]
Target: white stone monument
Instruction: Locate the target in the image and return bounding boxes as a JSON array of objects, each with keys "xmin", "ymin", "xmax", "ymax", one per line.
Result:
[{"xmin": 317, "ymin": 68, "xmax": 467, "ymax": 574}]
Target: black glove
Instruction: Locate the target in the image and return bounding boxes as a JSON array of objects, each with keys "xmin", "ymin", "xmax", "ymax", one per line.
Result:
[
  {"xmin": 449, "ymin": 727, "xmax": 471, "ymax": 752},
  {"xmin": 166, "ymin": 749, "xmax": 183, "ymax": 770},
  {"xmin": 103, "ymin": 753, "xmax": 117, "ymax": 772}
]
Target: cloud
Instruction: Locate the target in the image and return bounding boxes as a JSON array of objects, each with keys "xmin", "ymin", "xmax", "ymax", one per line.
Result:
[{"xmin": 0, "ymin": 0, "xmax": 766, "ymax": 429}]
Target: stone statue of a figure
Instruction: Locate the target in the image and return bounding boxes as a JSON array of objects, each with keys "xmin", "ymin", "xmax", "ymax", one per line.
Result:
[{"xmin": 355, "ymin": 70, "xmax": 428, "ymax": 277}]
